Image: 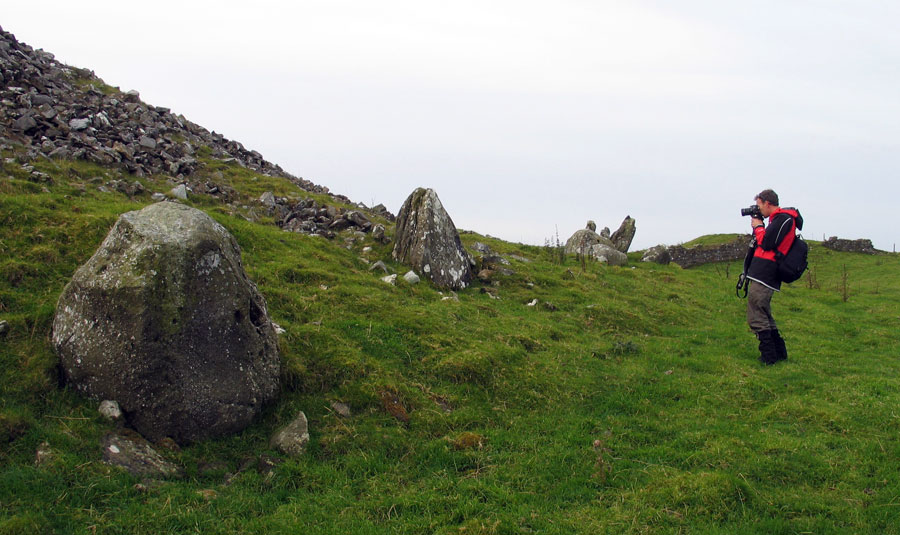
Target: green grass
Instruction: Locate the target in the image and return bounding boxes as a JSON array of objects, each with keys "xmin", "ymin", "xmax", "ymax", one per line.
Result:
[
  {"xmin": 2, "ymin": 146, "xmax": 900, "ymax": 533},
  {"xmin": 680, "ymin": 233, "xmax": 745, "ymax": 248}
]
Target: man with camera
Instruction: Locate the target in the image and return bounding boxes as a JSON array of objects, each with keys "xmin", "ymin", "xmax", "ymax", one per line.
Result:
[{"xmin": 743, "ymin": 189, "xmax": 803, "ymax": 365}]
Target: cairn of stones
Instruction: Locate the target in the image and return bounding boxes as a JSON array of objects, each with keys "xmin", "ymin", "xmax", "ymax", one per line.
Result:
[{"xmin": 0, "ymin": 26, "xmax": 325, "ymax": 194}]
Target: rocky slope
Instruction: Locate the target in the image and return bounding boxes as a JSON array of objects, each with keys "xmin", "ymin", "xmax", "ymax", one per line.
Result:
[{"xmin": 0, "ymin": 25, "xmax": 331, "ymax": 197}]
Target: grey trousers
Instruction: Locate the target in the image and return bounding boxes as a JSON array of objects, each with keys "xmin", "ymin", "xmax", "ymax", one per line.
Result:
[{"xmin": 747, "ymin": 282, "xmax": 777, "ymax": 334}]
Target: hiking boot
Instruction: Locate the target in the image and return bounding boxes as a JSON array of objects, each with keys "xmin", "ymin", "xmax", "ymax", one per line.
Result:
[
  {"xmin": 756, "ymin": 330, "xmax": 779, "ymax": 365},
  {"xmin": 771, "ymin": 329, "xmax": 788, "ymax": 363}
]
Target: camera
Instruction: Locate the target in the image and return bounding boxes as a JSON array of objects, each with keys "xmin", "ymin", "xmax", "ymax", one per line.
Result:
[{"xmin": 740, "ymin": 205, "xmax": 763, "ymax": 219}]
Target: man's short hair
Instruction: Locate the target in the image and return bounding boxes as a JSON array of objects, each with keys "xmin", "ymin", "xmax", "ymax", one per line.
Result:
[{"xmin": 755, "ymin": 189, "xmax": 779, "ymax": 206}]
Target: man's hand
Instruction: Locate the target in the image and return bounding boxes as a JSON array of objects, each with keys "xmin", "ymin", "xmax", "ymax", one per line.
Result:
[{"xmin": 750, "ymin": 218, "xmax": 764, "ymax": 229}]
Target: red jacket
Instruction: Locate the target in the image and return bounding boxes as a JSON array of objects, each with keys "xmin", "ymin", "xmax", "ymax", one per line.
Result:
[{"xmin": 748, "ymin": 207, "xmax": 801, "ymax": 289}]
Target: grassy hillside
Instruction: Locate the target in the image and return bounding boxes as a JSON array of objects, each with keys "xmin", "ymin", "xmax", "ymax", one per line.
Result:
[{"xmin": 2, "ymin": 147, "xmax": 900, "ymax": 534}]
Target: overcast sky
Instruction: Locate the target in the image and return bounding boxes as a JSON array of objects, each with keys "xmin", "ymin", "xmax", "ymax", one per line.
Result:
[{"xmin": 6, "ymin": 1, "xmax": 900, "ymax": 251}]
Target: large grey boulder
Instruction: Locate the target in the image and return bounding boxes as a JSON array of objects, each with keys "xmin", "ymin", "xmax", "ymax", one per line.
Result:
[
  {"xmin": 610, "ymin": 216, "xmax": 636, "ymax": 253},
  {"xmin": 392, "ymin": 188, "xmax": 472, "ymax": 290},
  {"xmin": 564, "ymin": 228, "xmax": 616, "ymax": 256},
  {"xmin": 52, "ymin": 202, "xmax": 280, "ymax": 444},
  {"xmin": 588, "ymin": 243, "xmax": 628, "ymax": 266}
]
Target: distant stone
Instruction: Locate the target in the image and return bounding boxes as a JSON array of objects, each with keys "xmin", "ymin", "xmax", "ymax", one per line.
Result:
[
  {"xmin": 642, "ymin": 245, "xmax": 671, "ymax": 264},
  {"xmin": 600, "ymin": 227, "xmax": 611, "ymax": 239},
  {"xmin": 372, "ymin": 224, "xmax": 386, "ymax": 243},
  {"xmin": 93, "ymin": 111, "xmax": 111, "ymax": 128},
  {"xmin": 472, "ymin": 242, "xmax": 493, "ymax": 254},
  {"xmin": 102, "ymin": 431, "xmax": 181, "ymax": 477},
  {"xmin": 403, "ymin": 270, "xmax": 420, "ymax": 284},
  {"xmin": 0, "ymin": 320, "xmax": 8, "ymax": 337},
  {"xmin": 31, "ymin": 94, "xmax": 54, "ymax": 106},
  {"xmin": 14, "ymin": 114, "xmax": 37, "ymax": 132},
  {"xmin": 610, "ymin": 216, "xmax": 637, "ymax": 253},
  {"xmin": 270, "ymin": 411, "xmax": 310, "ymax": 457},
  {"xmin": 369, "ymin": 260, "xmax": 391, "ymax": 274},
  {"xmin": 392, "ymin": 188, "xmax": 472, "ymax": 290},
  {"xmin": 39, "ymin": 104, "xmax": 57, "ymax": 119},
  {"xmin": 259, "ymin": 191, "xmax": 276, "ymax": 210},
  {"xmin": 381, "ymin": 274, "xmax": 398, "ymax": 285},
  {"xmin": 123, "ymin": 89, "xmax": 141, "ymax": 102},
  {"xmin": 99, "ymin": 400, "xmax": 123, "ymax": 421},
  {"xmin": 138, "ymin": 135, "xmax": 157, "ymax": 149},
  {"xmin": 331, "ymin": 402, "xmax": 351, "ymax": 418},
  {"xmin": 565, "ymin": 228, "xmax": 614, "ymax": 256},
  {"xmin": 69, "ymin": 117, "xmax": 91, "ymax": 131},
  {"xmin": 589, "ymin": 243, "xmax": 628, "ymax": 266},
  {"xmin": 586, "ymin": 220, "xmax": 597, "ymax": 232},
  {"xmin": 52, "ymin": 202, "xmax": 280, "ymax": 444},
  {"xmin": 170, "ymin": 184, "xmax": 188, "ymax": 200},
  {"xmin": 477, "ymin": 269, "xmax": 494, "ymax": 283},
  {"xmin": 151, "ymin": 192, "xmax": 166, "ymax": 202},
  {"xmin": 344, "ymin": 210, "xmax": 372, "ymax": 231}
]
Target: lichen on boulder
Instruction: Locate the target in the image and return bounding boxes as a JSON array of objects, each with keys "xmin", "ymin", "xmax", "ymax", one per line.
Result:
[{"xmin": 392, "ymin": 188, "xmax": 472, "ymax": 290}]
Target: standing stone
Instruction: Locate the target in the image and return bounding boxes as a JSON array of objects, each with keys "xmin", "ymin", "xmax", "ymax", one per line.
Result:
[
  {"xmin": 392, "ymin": 188, "xmax": 472, "ymax": 290},
  {"xmin": 52, "ymin": 202, "xmax": 280, "ymax": 444},
  {"xmin": 610, "ymin": 216, "xmax": 636, "ymax": 253}
]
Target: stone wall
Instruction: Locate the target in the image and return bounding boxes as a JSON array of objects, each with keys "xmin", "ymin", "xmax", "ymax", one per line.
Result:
[
  {"xmin": 821, "ymin": 237, "xmax": 879, "ymax": 254},
  {"xmin": 667, "ymin": 235, "xmax": 752, "ymax": 268}
]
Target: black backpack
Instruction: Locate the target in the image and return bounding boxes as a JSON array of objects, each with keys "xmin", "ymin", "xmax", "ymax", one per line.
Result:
[
  {"xmin": 776, "ymin": 236, "xmax": 808, "ymax": 283},
  {"xmin": 774, "ymin": 211, "xmax": 808, "ymax": 283}
]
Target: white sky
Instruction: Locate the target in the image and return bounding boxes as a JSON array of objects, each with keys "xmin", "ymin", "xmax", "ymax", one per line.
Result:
[{"xmin": 5, "ymin": 1, "xmax": 900, "ymax": 250}]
